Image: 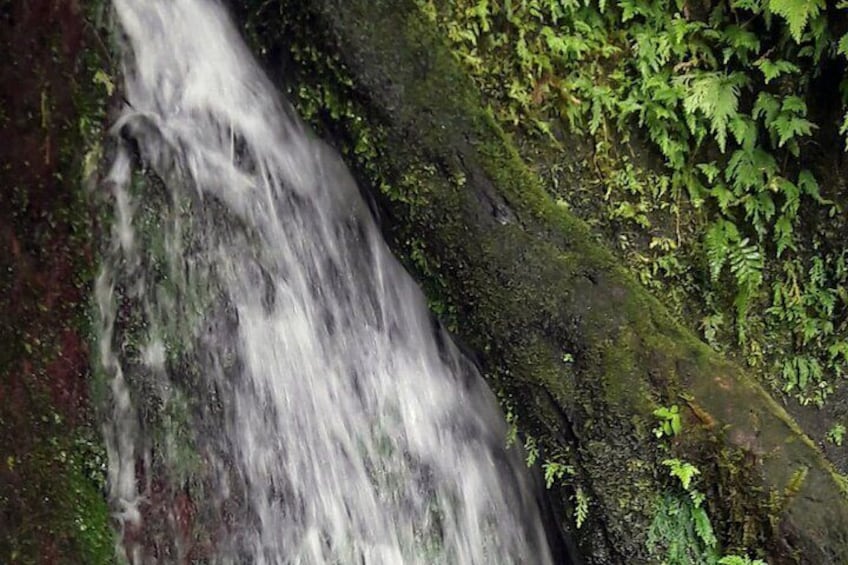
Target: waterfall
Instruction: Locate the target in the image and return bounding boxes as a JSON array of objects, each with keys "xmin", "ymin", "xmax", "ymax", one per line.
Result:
[{"xmin": 96, "ymin": 0, "xmax": 556, "ymax": 562}]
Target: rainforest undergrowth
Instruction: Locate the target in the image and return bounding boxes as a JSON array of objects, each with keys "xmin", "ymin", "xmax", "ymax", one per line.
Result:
[{"xmin": 420, "ymin": 0, "xmax": 848, "ymax": 407}]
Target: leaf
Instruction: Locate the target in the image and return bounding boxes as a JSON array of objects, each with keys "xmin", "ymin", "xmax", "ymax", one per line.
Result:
[
  {"xmin": 653, "ymin": 404, "xmax": 683, "ymax": 437},
  {"xmin": 543, "ymin": 462, "xmax": 567, "ymax": 488},
  {"xmin": 705, "ymin": 220, "xmax": 739, "ymax": 281},
  {"xmin": 729, "ymin": 238, "xmax": 764, "ymax": 319},
  {"xmin": 692, "ymin": 505, "xmax": 717, "ymax": 548},
  {"xmin": 726, "ymin": 147, "xmax": 777, "ymax": 194},
  {"xmin": 574, "ymin": 487, "xmax": 589, "ymax": 529},
  {"xmin": 731, "ymin": 0, "xmax": 762, "ymax": 10},
  {"xmin": 754, "ymin": 58, "xmax": 800, "ymax": 84},
  {"xmin": 680, "ymin": 72, "xmax": 748, "ymax": 152},
  {"xmin": 697, "ymin": 162, "xmax": 721, "ymax": 183},
  {"xmin": 774, "ymin": 214, "xmax": 796, "ymax": 257},
  {"xmin": 752, "ymin": 92, "xmax": 780, "ymax": 124},
  {"xmin": 798, "ymin": 169, "xmax": 825, "ymax": 203},
  {"xmin": 839, "ymin": 33, "xmax": 848, "ymax": 58},
  {"xmin": 723, "ymin": 24, "xmax": 761, "ymax": 58},
  {"xmin": 93, "ymin": 70, "xmax": 115, "ymax": 96},
  {"xmin": 773, "ymin": 113, "xmax": 816, "ymax": 147},
  {"xmin": 730, "ymin": 238, "xmax": 764, "ymax": 291},
  {"xmin": 711, "ymin": 183, "xmax": 735, "ymax": 213},
  {"xmin": 662, "ymin": 458, "xmax": 700, "ymax": 490},
  {"xmin": 768, "ymin": 0, "xmax": 824, "ymax": 43}
]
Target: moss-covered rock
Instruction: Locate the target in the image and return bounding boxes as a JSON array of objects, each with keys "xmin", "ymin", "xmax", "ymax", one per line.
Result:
[
  {"xmin": 0, "ymin": 0, "xmax": 116, "ymax": 561},
  {"xmin": 231, "ymin": 0, "xmax": 848, "ymax": 562}
]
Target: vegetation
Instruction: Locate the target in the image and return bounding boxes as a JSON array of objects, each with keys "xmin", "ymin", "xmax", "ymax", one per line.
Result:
[
  {"xmin": 828, "ymin": 423, "xmax": 846, "ymax": 446},
  {"xmin": 238, "ymin": 0, "xmax": 848, "ymax": 560},
  {"xmin": 420, "ymin": 0, "xmax": 848, "ymax": 407},
  {"xmin": 0, "ymin": 0, "xmax": 116, "ymax": 560}
]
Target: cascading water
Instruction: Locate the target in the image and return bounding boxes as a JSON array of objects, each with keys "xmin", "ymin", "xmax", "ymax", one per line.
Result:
[{"xmin": 97, "ymin": 0, "xmax": 558, "ymax": 562}]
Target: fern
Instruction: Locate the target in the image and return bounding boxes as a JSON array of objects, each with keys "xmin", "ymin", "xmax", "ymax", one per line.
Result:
[
  {"xmin": 705, "ymin": 220, "xmax": 739, "ymax": 281},
  {"xmin": 524, "ymin": 435, "xmax": 539, "ymax": 467},
  {"xmin": 754, "ymin": 58, "xmax": 800, "ymax": 83},
  {"xmin": 663, "ymin": 458, "xmax": 701, "ymax": 490},
  {"xmin": 647, "ymin": 493, "xmax": 719, "ymax": 564},
  {"xmin": 726, "ymin": 147, "xmax": 776, "ymax": 195},
  {"xmin": 722, "ymin": 25, "xmax": 761, "ymax": 63},
  {"xmin": 774, "ymin": 214, "xmax": 795, "ymax": 257},
  {"xmin": 768, "ymin": 0, "xmax": 824, "ymax": 43},
  {"xmin": 543, "ymin": 460, "xmax": 572, "ymax": 488},
  {"xmin": 427, "ymin": 0, "xmax": 848, "ymax": 409},
  {"xmin": 680, "ymin": 72, "xmax": 748, "ymax": 152},
  {"xmin": 719, "ymin": 556, "xmax": 767, "ymax": 565},
  {"xmin": 770, "ymin": 96, "xmax": 816, "ymax": 149},
  {"xmin": 729, "ymin": 238, "xmax": 764, "ymax": 318},
  {"xmin": 692, "ymin": 504, "xmax": 717, "ymax": 548},
  {"xmin": 836, "ymin": 32, "xmax": 848, "ymax": 64},
  {"xmin": 752, "ymin": 92, "xmax": 780, "ymax": 126},
  {"xmin": 574, "ymin": 486, "xmax": 589, "ymax": 529}
]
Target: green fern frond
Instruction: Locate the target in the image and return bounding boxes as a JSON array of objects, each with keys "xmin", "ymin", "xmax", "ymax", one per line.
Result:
[
  {"xmin": 574, "ymin": 487, "xmax": 589, "ymax": 529},
  {"xmin": 680, "ymin": 72, "xmax": 748, "ymax": 152},
  {"xmin": 768, "ymin": 0, "xmax": 824, "ymax": 43},
  {"xmin": 729, "ymin": 238, "xmax": 764, "ymax": 291},
  {"xmin": 754, "ymin": 58, "xmax": 800, "ymax": 84},
  {"xmin": 705, "ymin": 220, "xmax": 739, "ymax": 281},
  {"xmin": 692, "ymin": 505, "xmax": 717, "ymax": 548}
]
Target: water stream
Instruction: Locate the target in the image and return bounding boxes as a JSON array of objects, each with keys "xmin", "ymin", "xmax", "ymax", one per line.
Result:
[{"xmin": 96, "ymin": 0, "xmax": 556, "ymax": 562}]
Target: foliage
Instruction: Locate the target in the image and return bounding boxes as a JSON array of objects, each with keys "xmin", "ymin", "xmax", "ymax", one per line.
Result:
[
  {"xmin": 651, "ymin": 454, "xmax": 768, "ymax": 564},
  {"xmin": 543, "ymin": 460, "xmax": 573, "ymax": 488},
  {"xmin": 718, "ymin": 555, "xmax": 767, "ymax": 565},
  {"xmin": 663, "ymin": 458, "xmax": 701, "ymax": 490},
  {"xmin": 653, "ymin": 404, "xmax": 683, "ymax": 438},
  {"xmin": 828, "ymin": 423, "xmax": 846, "ymax": 447},
  {"xmin": 421, "ymin": 0, "xmax": 848, "ymax": 406},
  {"xmin": 647, "ymin": 492, "xmax": 719, "ymax": 565},
  {"xmin": 503, "ymin": 409, "xmax": 590, "ymax": 528},
  {"xmin": 574, "ymin": 486, "xmax": 590, "ymax": 529}
]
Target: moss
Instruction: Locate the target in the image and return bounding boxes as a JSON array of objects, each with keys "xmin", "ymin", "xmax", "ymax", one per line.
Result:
[
  {"xmin": 233, "ymin": 0, "xmax": 848, "ymax": 561},
  {"xmin": 0, "ymin": 0, "xmax": 118, "ymax": 561}
]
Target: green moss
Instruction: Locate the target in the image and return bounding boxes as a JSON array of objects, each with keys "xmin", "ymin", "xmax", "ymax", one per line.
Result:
[
  {"xmin": 234, "ymin": 0, "xmax": 848, "ymax": 560},
  {"xmin": 1, "ymin": 414, "xmax": 114, "ymax": 564},
  {"xmin": 0, "ymin": 0, "xmax": 118, "ymax": 560}
]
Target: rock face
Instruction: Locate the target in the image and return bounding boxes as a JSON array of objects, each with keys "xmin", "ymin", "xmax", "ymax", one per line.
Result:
[
  {"xmin": 232, "ymin": 0, "xmax": 848, "ymax": 562},
  {"xmin": 0, "ymin": 0, "xmax": 114, "ymax": 562},
  {"xmin": 4, "ymin": 0, "xmax": 848, "ymax": 561}
]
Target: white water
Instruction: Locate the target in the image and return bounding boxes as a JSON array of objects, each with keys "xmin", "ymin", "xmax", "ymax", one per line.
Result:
[{"xmin": 97, "ymin": 0, "xmax": 555, "ymax": 562}]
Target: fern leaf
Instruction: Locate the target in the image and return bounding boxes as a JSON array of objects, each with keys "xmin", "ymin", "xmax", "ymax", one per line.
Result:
[
  {"xmin": 723, "ymin": 24, "xmax": 761, "ymax": 58},
  {"xmin": 692, "ymin": 505, "xmax": 717, "ymax": 549},
  {"xmin": 774, "ymin": 214, "xmax": 796, "ymax": 257},
  {"xmin": 798, "ymin": 169, "xmax": 825, "ymax": 203},
  {"xmin": 839, "ymin": 33, "xmax": 848, "ymax": 58},
  {"xmin": 710, "ymin": 183, "xmax": 735, "ymax": 213},
  {"xmin": 574, "ymin": 487, "xmax": 589, "ymax": 529},
  {"xmin": 727, "ymin": 147, "xmax": 777, "ymax": 194},
  {"xmin": 731, "ymin": 0, "xmax": 763, "ymax": 11},
  {"xmin": 705, "ymin": 220, "xmax": 739, "ymax": 281},
  {"xmin": 680, "ymin": 72, "xmax": 748, "ymax": 152},
  {"xmin": 662, "ymin": 458, "xmax": 701, "ymax": 490},
  {"xmin": 752, "ymin": 92, "xmax": 780, "ymax": 124},
  {"xmin": 773, "ymin": 114, "xmax": 816, "ymax": 147},
  {"xmin": 730, "ymin": 238, "xmax": 764, "ymax": 290},
  {"xmin": 729, "ymin": 115, "xmax": 757, "ymax": 149},
  {"xmin": 697, "ymin": 162, "xmax": 721, "ymax": 183},
  {"xmin": 754, "ymin": 58, "xmax": 800, "ymax": 84},
  {"xmin": 729, "ymin": 238, "xmax": 764, "ymax": 320},
  {"xmin": 768, "ymin": 0, "xmax": 824, "ymax": 43}
]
